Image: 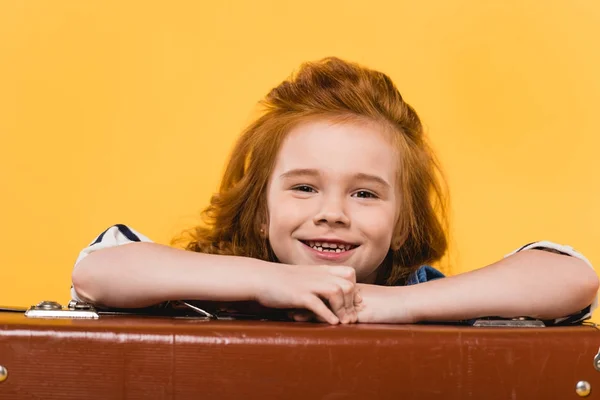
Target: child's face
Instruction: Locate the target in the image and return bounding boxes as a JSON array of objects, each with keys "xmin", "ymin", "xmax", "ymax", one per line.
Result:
[{"xmin": 266, "ymin": 118, "xmax": 400, "ymax": 283}]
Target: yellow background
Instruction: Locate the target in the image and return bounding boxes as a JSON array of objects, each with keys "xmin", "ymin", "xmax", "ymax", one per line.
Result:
[{"xmin": 1, "ymin": 1, "xmax": 599, "ymax": 320}]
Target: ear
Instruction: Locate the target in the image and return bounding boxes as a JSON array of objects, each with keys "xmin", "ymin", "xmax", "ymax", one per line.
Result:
[
  {"xmin": 390, "ymin": 230, "xmax": 404, "ymax": 251},
  {"xmin": 259, "ymin": 223, "xmax": 268, "ymax": 239},
  {"xmin": 390, "ymin": 215, "xmax": 404, "ymax": 251}
]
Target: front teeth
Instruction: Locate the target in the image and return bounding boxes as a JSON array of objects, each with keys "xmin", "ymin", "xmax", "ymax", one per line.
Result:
[{"xmin": 307, "ymin": 241, "xmax": 352, "ymax": 253}]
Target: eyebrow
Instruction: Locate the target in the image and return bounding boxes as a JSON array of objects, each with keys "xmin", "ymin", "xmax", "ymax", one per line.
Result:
[{"xmin": 279, "ymin": 168, "xmax": 391, "ymax": 189}]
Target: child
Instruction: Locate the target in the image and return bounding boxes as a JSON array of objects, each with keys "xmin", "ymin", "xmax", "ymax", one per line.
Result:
[{"xmin": 71, "ymin": 57, "xmax": 598, "ymax": 325}]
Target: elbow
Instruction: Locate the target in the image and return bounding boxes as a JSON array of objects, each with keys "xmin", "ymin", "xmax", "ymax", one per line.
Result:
[
  {"xmin": 579, "ymin": 265, "xmax": 600, "ymax": 307},
  {"xmin": 565, "ymin": 257, "xmax": 599, "ymax": 313},
  {"xmin": 533, "ymin": 256, "xmax": 599, "ymax": 320},
  {"xmin": 71, "ymin": 258, "xmax": 103, "ymax": 305}
]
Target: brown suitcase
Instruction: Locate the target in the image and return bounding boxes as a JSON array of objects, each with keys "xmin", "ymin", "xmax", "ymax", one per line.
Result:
[{"xmin": 1, "ymin": 301, "xmax": 599, "ymax": 399}]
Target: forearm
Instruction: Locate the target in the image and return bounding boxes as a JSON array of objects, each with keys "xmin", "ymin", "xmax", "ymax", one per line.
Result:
[
  {"xmin": 399, "ymin": 250, "xmax": 599, "ymax": 322},
  {"xmin": 72, "ymin": 242, "xmax": 270, "ymax": 308}
]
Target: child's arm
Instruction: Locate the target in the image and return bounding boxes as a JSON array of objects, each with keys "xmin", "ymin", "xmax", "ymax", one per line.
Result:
[
  {"xmin": 72, "ymin": 231, "xmax": 359, "ymax": 324},
  {"xmin": 356, "ymin": 248, "xmax": 599, "ymax": 323},
  {"xmin": 73, "ymin": 241, "xmax": 274, "ymax": 306}
]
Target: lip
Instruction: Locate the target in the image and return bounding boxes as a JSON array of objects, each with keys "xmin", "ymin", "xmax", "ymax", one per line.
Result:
[
  {"xmin": 301, "ymin": 238, "xmax": 360, "ymax": 246},
  {"xmin": 299, "ymin": 240, "xmax": 359, "ymax": 262}
]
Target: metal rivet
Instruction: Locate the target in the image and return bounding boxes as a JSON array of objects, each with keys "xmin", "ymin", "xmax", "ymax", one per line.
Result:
[
  {"xmin": 576, "ymin": 381, "xmax": 591, "ymax": 397},
  {"xmin": 35, "ymin": 301, "xmax": 62, "ymax": 310},
  {"xmin": 0, "ymin": 365, "xmax": 7, "ymax": 382},
  {"xmin": 594, "ymin": 348, "xmax": 600, "ymax": 372}
]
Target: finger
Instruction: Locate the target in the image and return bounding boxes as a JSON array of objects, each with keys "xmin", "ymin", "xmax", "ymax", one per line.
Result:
[
  {"xmin": 290, "ymin": 311, "xmax": 314, "ymax": 322},
  {"xmin": 335, "ymin": 278, "xmax": 356, "ymax": 324},
  {"xmin": 303, "ymin": 295, "xmax": 339, "ymax": 325},
  {"xmin": 350, "ymin": 293, "xmax": 361, "ymax": 323},
  {"xmin": 287, "ymin": 311, "xmax": 303, "ymax": 321},
  {"xmin": 326, "ymin": 266, "xmax": 356, "ymax": 283},
  {"xmin": 324, "ymin": 283, "xmax": 349, "ymax": 324},
  {"xmin": 322, "ymin": 266, "xmax": 357, "ymax": 323},
  {"xmin": 354, "ymin": 291, "xmax": 363, "ymax": 304},
  {"xmin": 294, "ymin": 311, "xmax": 328, "ymax": 323}
]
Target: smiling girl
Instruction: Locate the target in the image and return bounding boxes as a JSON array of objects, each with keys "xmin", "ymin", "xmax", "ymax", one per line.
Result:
[{"xmin": 71, "ymin": 57, "xmax": 598, "ymax": 325}]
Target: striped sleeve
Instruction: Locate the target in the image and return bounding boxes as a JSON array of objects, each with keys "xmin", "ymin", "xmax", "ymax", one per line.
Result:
[
  {"xmin": 504, "ymin": 241, "xmax": 598, "ymax": 325},
  {"xmin": 70, "ymin": 224, "xmax": 153, "ymax": 302}
]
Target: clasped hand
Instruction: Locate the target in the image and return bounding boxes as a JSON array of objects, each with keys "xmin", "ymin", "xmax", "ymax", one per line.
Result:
[
  {"xmin": 254, "ymin": 264, "xmax": 361, "ymax": 324},
  {"xmin": 254, "ymin": 264, "xmax": 415, "ymax": 324}
]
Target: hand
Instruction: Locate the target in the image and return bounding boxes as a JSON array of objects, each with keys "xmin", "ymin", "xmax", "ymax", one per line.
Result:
[
  {"xmin": 354, "ymin": 284, "xmax": 415, "ymax": 324},
  {"xmin": 289, "ymin": 284, "xmax": 415, "ymax": 324},
  {"xmin": 254, "ymin": 264, "xmax": 361, "ymax": 325}
]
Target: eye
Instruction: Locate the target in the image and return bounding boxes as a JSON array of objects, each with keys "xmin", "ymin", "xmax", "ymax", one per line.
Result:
[
  {"xmin": 292, "ymin": 185, "xmax": 316, "ymax": 193},
  {"xmin": 352, "ymin": 190, "xmax": 378, "ymax": 199}
]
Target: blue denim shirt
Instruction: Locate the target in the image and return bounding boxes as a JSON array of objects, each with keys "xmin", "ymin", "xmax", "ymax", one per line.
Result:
[{"xmin": 404, "ymin": 265, "xmax": 445, "ymax": 286}]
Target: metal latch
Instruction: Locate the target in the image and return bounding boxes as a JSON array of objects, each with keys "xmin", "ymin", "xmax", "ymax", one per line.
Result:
[
  {"xmin": 593, "ymin": 347, "xmax": 600, "ymax": 372},
  {"xmin": 25, "ymin": 300, "xmax": 99, "ymax": 319},
  {"xmin": 473, "ymin": 317, "xmax": 545, "ymax": 327}
]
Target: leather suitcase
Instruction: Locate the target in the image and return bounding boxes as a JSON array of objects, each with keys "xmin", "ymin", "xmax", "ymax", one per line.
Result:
[{"xmin": 1, "ymin": 301, "xmax": 599, "ymax": 399}]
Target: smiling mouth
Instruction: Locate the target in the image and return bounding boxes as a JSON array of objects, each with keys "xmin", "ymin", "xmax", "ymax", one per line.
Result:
[{"xmin": 300, "ymin": 240, "xmax": 359, "ymax": 253}]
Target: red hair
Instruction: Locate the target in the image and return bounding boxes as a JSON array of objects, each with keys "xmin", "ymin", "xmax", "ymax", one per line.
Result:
[{"xmin": 173, "ymin": 57, "xmax": 449, "ymax": 285}]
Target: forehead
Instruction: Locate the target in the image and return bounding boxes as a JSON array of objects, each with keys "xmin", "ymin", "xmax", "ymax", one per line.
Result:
[{"xmin": 273, "ymin": 118, "xmax": 398, "ymax": 180}]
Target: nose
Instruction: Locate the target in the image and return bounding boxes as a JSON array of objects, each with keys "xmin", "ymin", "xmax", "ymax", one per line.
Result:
[{"xmin": 312, "ymin": 194, "xmax": 350, "ymax": 227}]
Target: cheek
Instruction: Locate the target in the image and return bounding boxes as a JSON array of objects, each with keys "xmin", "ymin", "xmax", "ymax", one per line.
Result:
[
  {"xmin": 265, "ymin": 200, "xmax": 287, "ymax": 262},
  {"xmin": 266, "ymin": 194, "xmax": 306, "ymax": 255},
  {"xmin": 354, "ymin": 207, "xmax": 396, "ymax": 243},
  {"xmin": 268, "ymin": 195, "xmax": 313, "ymax": 230},
  {"xmin": 268, "ymin": 196, "xmax": 292, "ymax": 232},
  {"xmin": 267, "ymin": 208, "xmax": 300, "ymax": 265}
]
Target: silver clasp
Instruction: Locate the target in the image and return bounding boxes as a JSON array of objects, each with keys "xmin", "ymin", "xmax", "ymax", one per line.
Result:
[{"xmin": 25, "ymin": 300, "xmax": 99, "ymax": 319}]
